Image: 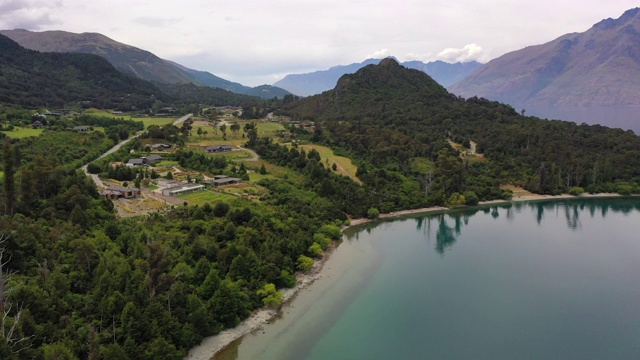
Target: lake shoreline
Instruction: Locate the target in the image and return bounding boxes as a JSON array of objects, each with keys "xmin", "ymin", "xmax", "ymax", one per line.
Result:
[{"xmin": 185, "ymin": 192, "xmax": 622, "ymax": 360}]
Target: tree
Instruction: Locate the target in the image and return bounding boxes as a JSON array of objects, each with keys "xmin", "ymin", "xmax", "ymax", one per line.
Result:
[
  {"xmin": 259, "ymin": 164, "xmax": 267, "ymax": 175},
  {"xmin": 367, "ymin": 207, "xmax": 380, "ymax": 219},
  {"xmin": 256, "ymin": 283, "xmax": 283, "ymax": 308},
  {"xmin": 297, "ymin": 255, "xmax": 314, "ymax": 272},
  {"xmin": 230, "ymin": 122, "xmax": 241, "ymax": 138},
  {"xmin": 197, "ymin": 127, "xmax": 203, "ymax": 137},
  {"xmin": 2, "ymin": 140, "xmax": 16, "ymax": 216}
]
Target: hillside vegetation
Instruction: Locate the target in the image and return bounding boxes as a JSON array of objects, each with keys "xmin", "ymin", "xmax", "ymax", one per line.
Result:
[{"xmin": 278, "ymin": 58, "xmax": 640, "ymax": 204}]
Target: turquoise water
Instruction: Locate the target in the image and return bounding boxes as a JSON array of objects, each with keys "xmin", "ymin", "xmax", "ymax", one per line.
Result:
[{"xmin": 217, "ymin": 198, "xmax": 640, "ymax": 360}]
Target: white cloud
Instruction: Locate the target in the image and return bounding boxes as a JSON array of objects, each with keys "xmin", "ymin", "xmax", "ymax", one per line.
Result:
[
  {"xmin": 436, "ymin": 44, "xmax": 488, "ymax": 63},
  {"xmin": 0, "ymin": 0, "xmax": 62, "ymax": 29},
  {"xmin": 367, "ymin": 49, "xmax": 390, "ymax": 59}
]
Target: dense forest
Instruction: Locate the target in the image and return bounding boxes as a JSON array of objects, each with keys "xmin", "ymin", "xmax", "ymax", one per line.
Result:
[{"xmin": 0, "ymin": 122, "xmax": 347, "ymax": 358}]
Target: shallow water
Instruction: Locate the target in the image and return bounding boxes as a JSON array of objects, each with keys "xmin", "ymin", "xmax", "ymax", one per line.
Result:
[{"xmin": 215, "ymin": 198, "xmax": 640, "ymax": 360}]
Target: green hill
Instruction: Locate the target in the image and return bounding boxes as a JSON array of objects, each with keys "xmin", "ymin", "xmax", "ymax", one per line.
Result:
[
  {"xmin": 0, "ymin": 34, "xmax": 159, "ymax": 109},
  {"xmin": 276, "ymin": 58, "xmax": 640, "ymax": 200}
]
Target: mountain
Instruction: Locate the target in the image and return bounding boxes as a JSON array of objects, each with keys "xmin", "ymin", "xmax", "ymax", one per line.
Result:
[
  {"xmin": 0, "ymin": 29, "xmax": 291, "ymax": 99},
  {"xmin": 273, "ymin": 58, "xmax": 481, "ymax": 96},
  {"xmin": 448, "ymin": 8, "xmax": 640, "ymax": 132},
  {"xmin": 0, "ymin": 34, "xmax": 159, "ymax": 109},
  {"xmin": 278, "ymin": 58, "xmax": 640, "ymax": 197},
  {"xmin": 402, "ymin": 60, "xmax": 482, "ymax": 86},
  {"xmin": 279, "ymin": 58, "xmax": 455, "ymax": 120},
  {"xmin": 167, "ymin": 61, "xmax": 292, "ymax": 99},
  {"xmin": 0, "ymin": 29, "xmax": 198, "ymax": 85}
]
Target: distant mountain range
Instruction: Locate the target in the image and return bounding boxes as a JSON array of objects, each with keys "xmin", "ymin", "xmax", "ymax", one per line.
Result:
[
  {"xmin": 449, "ymin": 7, "xmax": 640, "ymax": 133},
  {"xmin": 274, "ymin": 58, "xmax": 482, "ymax": 96},
  {"xmin": 0, "ymin": 29, "xmax": 291, "ymax": 99}
]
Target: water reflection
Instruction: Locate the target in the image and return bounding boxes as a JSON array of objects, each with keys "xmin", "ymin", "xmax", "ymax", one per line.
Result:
[{"xmin": 414, "ymin": 198, "xmax": 639, "ymax": 254}]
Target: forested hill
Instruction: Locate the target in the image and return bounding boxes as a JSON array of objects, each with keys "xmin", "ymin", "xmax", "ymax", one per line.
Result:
[
  {"xmin": 277, "ymin": 58, "xmax": 640, "ymax": 198},
  {"xmin": 0, "ymin": 34, "xmax": 159, "ymax": 109},
  {"xmin": 279, "ymin": 57, "xmax": 454, "ymax": 121}
]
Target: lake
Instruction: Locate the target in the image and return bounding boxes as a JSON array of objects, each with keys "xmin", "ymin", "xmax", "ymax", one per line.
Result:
[{"xmin": 214, "ymin": 198, "xmax": 640, "ymax": 360}]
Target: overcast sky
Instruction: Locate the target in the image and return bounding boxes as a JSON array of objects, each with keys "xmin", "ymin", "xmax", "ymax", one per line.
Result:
[{"xmin": 1, "ymin": 1, "xmax": 638, "ymax": 86}]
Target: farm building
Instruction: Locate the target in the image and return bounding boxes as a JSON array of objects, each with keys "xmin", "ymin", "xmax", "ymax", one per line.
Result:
[
  {"xmin": 102, "ymin": 186, "xmax": 140, "ymax": 200},
  {"xmin": 205, "ymin": 145, "xmax": 234, "ymax": 153},
  {"xmin": 205, "ymin": 175, "xmax": 242, "ymax": 186},
  {"xmin": 161, "ymin": 183, "xmax": 205, "ymax": 196}
]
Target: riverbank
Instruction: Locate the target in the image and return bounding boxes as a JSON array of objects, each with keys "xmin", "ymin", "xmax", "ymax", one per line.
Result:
[{"xmin": 185, "ymin": 192, "xmax": 622, "ymax": 359}]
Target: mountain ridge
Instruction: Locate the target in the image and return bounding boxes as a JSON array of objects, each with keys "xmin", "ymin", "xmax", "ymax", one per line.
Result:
[
  {"xmin": 448, "ymin": 7, "xmax": 640, "ymax": 132},
  {"xmin": 274, "ymin": 58, "xmax": 481, "ymax": 96},
  {"xmin": 0, "ymin": 29, "xmax": 291, "ymax": 99}
]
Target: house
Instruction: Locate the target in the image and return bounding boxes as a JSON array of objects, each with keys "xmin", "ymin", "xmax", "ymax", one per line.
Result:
[
  {"xmin": 205, "ymin": 175, "xmax": 242, "ymax": 186},
  {"xmin": 150, "ymin": 143, "xmax": 171, "ymax": 151},
  {"xmin": 73, "ymin": 126, "xmax": 88, "ymax": 132},
  {"xmin": 144, "ymin": 155, "xmax": 163, "ymax": 163},
  {"xmin": 126, "ymin": 158, "xmax": 145, "ymax": 167},
  {"xmin": 102, "ymin": 186, "xmax": 140, "ymax": 200},
  {"xmin": 205, "ymin": 145, "xmax": 234, "ymax": 153},
  {"xmin": 161, "ymin": 183, "xmax": 205, "ymax": 196},
  {"xmin": 32, "ymin": 120, "xmax": 44, "ymax": 129},
  {"xmin": 111, "ymin": 111, "xmax": 124, "ymax": 115}
]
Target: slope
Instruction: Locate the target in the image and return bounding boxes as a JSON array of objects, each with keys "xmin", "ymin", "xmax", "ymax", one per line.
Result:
[
  {"xmin": 0, "ymin": 34, "xmax": 159, "ymax": 109},
  {"xmin": 448, "ymin": 8, "xmax": 640, "ymax": 130},
  {"xmin": 0, "ymin": 29, "xmax": 198, "ymax": 85},
  {"xmin": 277, "ymin": 58, "xmax": 640, "ymax": 200}
]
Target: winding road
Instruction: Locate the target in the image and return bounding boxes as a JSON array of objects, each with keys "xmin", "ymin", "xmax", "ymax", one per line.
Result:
[{"xmin": 81, "ymin": 113, "xmax": 193, "ymax": 189}]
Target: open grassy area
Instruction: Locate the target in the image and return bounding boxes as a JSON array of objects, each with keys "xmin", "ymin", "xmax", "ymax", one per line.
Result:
[
  {"xmin": 177, "ymin": 190, "xmax": 239, "ymax": 206},
  {"xmin": 84, "ymin": 108, "xmax": 175, "ymax": 128},
  {"xmin": 188, "ymin": 120, "xmax": 286, "ymax": 147},
  {"xmin": 245, "ymin": 159, "xmax": 304, "ymax": 184},
  {"xmin": 1, "ymin": 126, "xmax": 45, "ymax": 138},
  {"xmin": 297, "ymin": 144, "xmax": 361, "ymax": 183},
  {"xmin": 410, "ymin": 157, "xmax": 434, "ymax": 173}
]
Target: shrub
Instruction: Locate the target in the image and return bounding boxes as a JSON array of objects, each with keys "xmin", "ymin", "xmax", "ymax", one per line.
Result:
[
  {"xmin": 367, "ymin": 207, "xmax": 380, "ymax": 219},
  {"xmin": 568, "ymin": 186, "xmax": 585, "ymax": 196}
]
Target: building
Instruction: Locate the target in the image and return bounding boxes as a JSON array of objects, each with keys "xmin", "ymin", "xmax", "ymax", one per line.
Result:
[
  {"xmin": 205, "ymin": 145, "xmax": 234, "ymax": 153},
  {"xmin": 126, "ymin": 158, "xmax": 145, "ymax": 167},
  {"xmin": 206, "ymin": 175, "xmax": 242, "ymax": 186},
  {"xmin": 32, "ymin": 120, "xmax": 44, "ymax": 129},
  {"xmin": 102, "ymin": 186, "xmax": 140, "ymax": 200},
  {"xmin": 143, "ymin": 155, "xmax": 163, "ymax": 163},
  {"xmin": 150, "ymin": 143, "xmax": 171, "ymax": 151},
  {"xmin": 73, "ymin": 126, "xmax": 88, "ymax": 132},
  {"xmin": 161, "ymin": 183, "xmax": 205, "ymax": 196}
]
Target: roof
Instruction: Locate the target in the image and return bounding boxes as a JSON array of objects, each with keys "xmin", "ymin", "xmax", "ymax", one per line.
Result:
[
  {"xmin": 206, "ymin": 177, "xmax": 242, "ymax": 185},
  {"xmin": 205, "ymin": 145, "xmax": 234, "ymax": 151},
  {"xmin": 127, "ymin": 158, "xmax": 145, "ymax": 165},
  {"xmin": 144, "ymin": 155, "xmax": 163, "ymax": 162},
  {"xmin": 106, "ymin": 185, "xmax": 140, "ymax": 192}
]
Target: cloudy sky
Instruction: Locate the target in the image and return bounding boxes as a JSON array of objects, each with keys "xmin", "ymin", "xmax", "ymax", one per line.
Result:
[{"xmin": 1, "ymin": 1, "xmax": 637, "ymax": 86}]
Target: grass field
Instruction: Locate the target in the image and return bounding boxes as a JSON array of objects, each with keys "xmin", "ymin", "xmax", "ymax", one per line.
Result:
[
  {"xmin": 177, "ymin": 190, "xmax": 239, "ymax": 206},
  {"xmin": 84, "ymin": 109, "xmax": 175, "ymax": 128},
  {"xmin": 187, "ymin": 120, "xmax": 286, "ymax": 147},
  {"xmin": 0, "ymin": 127, "xmax": 44, "ymax": 138},
  {"xmin": 297, "ymin": 144, "xmax": 361, "ymax": 183},
  {"xmin": 246, "ymin": 159, "xmax": 304, "ymax": 184}
]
